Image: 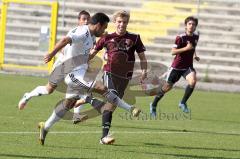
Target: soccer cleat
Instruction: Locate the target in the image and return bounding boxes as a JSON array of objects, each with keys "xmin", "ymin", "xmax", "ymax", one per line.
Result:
[
  {"xmin": 178, "ymin": 102, "xmax": 190, "ymax": 113},
  {"xmin": 72, "ymin": 114, "xmax": 88, "ymax": 124},
  {"xmin": 38, "ymin": 122, "xmax": 48, "ymax": 145},
  {"xmin": 99, "ymin": 135, "xmax": 115, "ymax": 145},
  {"xmin": 150, "ymin": 103, "xmax": 157, "ymax": 118},
  {"xmin": 18, "ymin": 93, "xmax": 30, "ymax": 110},
  {"xmin": 131, "ymin": 106, "xmax": 141, "ymax": 117}
]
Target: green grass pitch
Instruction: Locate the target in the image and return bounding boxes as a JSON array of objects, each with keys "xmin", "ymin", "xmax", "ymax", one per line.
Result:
[{"xmin": 0, "ymin": 74, "xmax": 239, "ymax": 159}]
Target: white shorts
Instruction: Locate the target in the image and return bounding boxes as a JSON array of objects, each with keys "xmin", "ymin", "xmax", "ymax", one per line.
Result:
[
  {"xmin": 65, "ymin": 64, "xmax": 96, "ymax": 99},
  {"xmin": 49, "ymin": 53, "xmax": 66, "ymax": 86},
  {"xmin": 52, "ymin": 53, "xmax": 64, "ymax": 69}
]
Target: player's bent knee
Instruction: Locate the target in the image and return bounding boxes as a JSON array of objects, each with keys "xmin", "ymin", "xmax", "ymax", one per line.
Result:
[
  {"xmin": 190, "ymin": 81, "xmax": 196, "ymax": 87},
  {"xmin": 46, "ymin": 83, "xmax": 56, "ymax": 94},
  {"xmin": 162, "ymin": 83, "xmax": 172, "ymax": 93},
  {"xmin": 46, "ymin": 87, "xmax": 55, "ymax": 94},
  {"xmin": 93, "ymin": 81, "xmax": 107, "ymax": 94},
  {"xmin": 64, "ymin": 98, "xmax": 76, "ymax": 109},
  {"xmin": 189, "ymin": 78, "xmax": 197, "ymax": 87}
]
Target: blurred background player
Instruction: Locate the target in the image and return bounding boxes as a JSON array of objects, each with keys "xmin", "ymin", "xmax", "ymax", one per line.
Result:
[
  {"xmin": 77, "ymin": 10, "xmax": 90, "ymax": 26},
  {"xmin": 89, "ymin": 10, "xmax": 147, "ymax": 144},
  {"xmin": 150, "ymin": 16, "xmax": 200, "ymax": 117},
  {"xmin": 18, "ymin": 11, "xmax": 91, "ymax": 121}
]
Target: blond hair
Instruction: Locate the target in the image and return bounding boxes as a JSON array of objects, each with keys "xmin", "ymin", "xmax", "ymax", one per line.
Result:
[{"xmin": 112, "ymin": 10, "xmax": 130, "ymax": 22}]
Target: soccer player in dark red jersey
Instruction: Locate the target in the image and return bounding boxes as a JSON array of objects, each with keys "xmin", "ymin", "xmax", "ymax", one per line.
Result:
[
  {"xmin": 89, "ymin": 10, "xmax": 147, "ymax": 144},
  {"xmin": 150, "ymin": 16, "xmax": 200, "ymax": 117}
]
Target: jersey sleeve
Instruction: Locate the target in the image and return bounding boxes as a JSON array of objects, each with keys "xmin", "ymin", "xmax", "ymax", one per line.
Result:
[
  {"xmin": 135, "ymin": 34, "xmax": 146, "ymax": 53},
  {"xmin": 173, "ymin": 35, "xmax": 182, "ymax": 49},
  {"xmin": 94, "ymin": 36, "xmax": 105, "ymax": 51},
  {"xmin": 67, "ymin": 27, "xmax": 86, "ymax": 44}
]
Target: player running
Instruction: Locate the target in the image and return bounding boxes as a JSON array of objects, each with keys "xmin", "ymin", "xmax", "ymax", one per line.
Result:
[
  {"xmin": 89, "ymin": 10, "xmax": 147, "ymax": 144},
  {"xmin": 150, "ymin": 16, "xmax": 200, "ymax": 117}
]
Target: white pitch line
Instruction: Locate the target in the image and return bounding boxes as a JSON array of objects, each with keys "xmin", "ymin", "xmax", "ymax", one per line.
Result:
[
  {"xmin": 0, "ymin": 131, "xmax": 239, "ymax": 135},
  {"xmin": 0, "ymin": 131, "xmax": 192, "ymax": 134}
]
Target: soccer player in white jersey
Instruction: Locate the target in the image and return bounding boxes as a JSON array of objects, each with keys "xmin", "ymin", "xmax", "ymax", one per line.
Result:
[
  {"xmin": 18, "ymin": 11, "xmax": 91, "ymax": 121},
  {"xmin": 37, "ymin": 12, "xmax": 141, "ymax": 146}
]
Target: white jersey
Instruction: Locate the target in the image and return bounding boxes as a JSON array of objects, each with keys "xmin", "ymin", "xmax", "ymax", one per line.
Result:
[{"xmin": 54, "ymin": 25, "xmax": 95, "ymax": 71}]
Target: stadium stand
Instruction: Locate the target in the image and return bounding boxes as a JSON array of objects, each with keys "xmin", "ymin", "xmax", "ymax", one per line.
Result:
[{"xmin": 1, "ymin": 0, "xmax": 240, "ymax": 85}]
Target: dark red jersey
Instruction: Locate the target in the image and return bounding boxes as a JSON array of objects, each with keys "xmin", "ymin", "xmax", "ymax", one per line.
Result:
[
  {"xmin": 171, "ymin": 32, "xmax": 199, "ymax": 69},
  {"xmin": 95, "ymin": 32, "xmax": 146, "ymax": 79}
]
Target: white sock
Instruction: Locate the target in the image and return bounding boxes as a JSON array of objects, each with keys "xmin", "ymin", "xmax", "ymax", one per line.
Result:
[
  {"xmin": 104, "ymin": 91, "xmax": 132, "ymax": 112},
  {"xmin": 74, "ymin": 105, "xmax": 84, "ymax": 114},
  {"xmin": 44, "ymin": 100, "xmax": 69, "ymax": 130},
  {"xmin": 27, "ymin": 86, "xmax": 49, "ymax": 100},
  {"xmin": 44, "ymin": 111, "xmax": 61, "ymax": 131}
]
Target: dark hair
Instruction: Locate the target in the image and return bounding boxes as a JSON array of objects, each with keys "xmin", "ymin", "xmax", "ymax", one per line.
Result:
[
  {"xmin": 184, "ymin": 16, "xmax": 198, "ymax": 26},
  {"xmin": 78, "ymin": 10, "xmax": 90, "ymax": 19},
  {"xmin": 89, "ymin": 12, "xmax": 110, "ymax": 25}
]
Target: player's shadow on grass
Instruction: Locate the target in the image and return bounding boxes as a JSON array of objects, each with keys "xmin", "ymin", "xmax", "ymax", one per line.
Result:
[
  {"xmin": 145, "ymin": 143, "xmax": 240, "ymax": 153},
  {"xmin": 0, "ymin": 153, "xmax": 95, "ymax": 159}
]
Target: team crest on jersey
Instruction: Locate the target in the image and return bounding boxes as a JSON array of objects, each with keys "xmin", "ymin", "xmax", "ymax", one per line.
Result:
[
  {"xmin": 118, "ymin": 39, "xmax": 133, "ymax": 51},
  {"xmin": 125, "ymin": 39, "xmax": 133, "ymax": 49}
]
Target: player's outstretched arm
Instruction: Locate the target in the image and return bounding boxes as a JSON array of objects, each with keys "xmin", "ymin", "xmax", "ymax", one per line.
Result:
[{"xmin": 44, "ymin": 36, "xmax": 72, "ymax": 63}]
